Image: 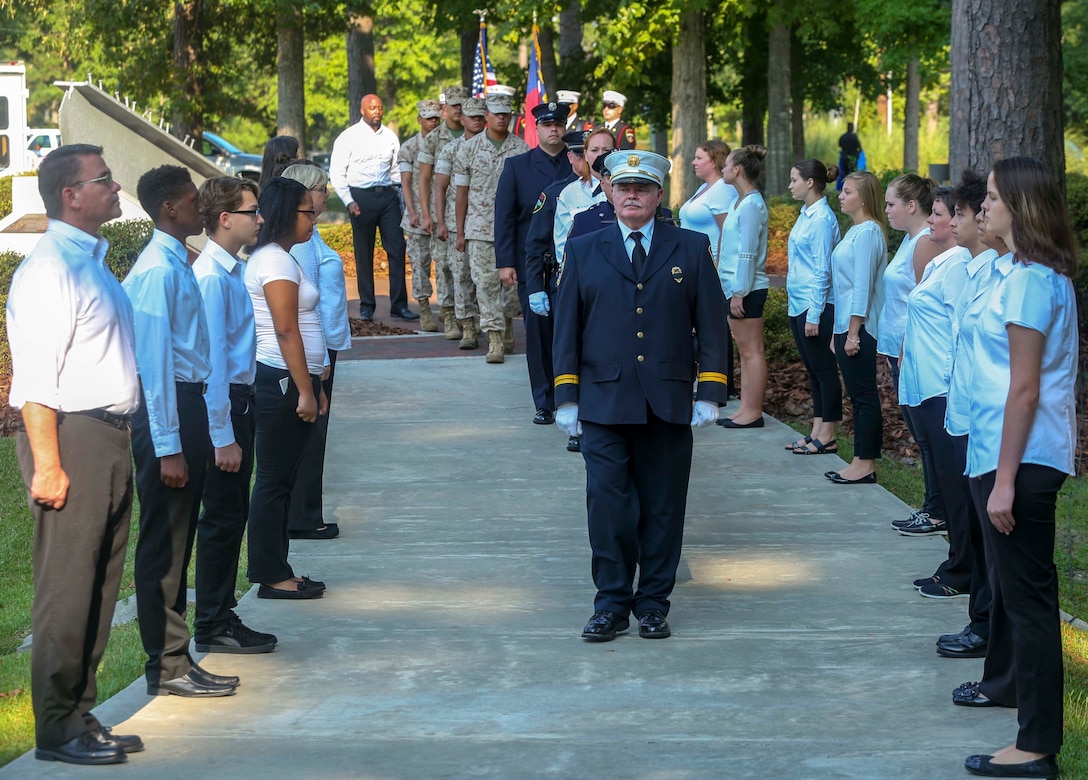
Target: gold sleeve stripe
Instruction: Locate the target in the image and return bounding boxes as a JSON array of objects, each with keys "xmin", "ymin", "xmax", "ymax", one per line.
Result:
[
  {"xmin": 697, "ymin": 372, "xmax": 728, "ymax": 385},
  {"xmin": 554, "ymin": 374, "xmax": 580, "ymax": 387}
]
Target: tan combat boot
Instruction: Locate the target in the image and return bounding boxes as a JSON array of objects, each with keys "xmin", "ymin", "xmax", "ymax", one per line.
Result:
[
  {"xmin": 485, "ymin": 330, "xmax": 505, "ymax": 363},
  {"xmin": 441, "ymin": 307, "xmax": 461, "ymax": 340},
  {"xmin": 503, "ymin": 317, "xmax": 515, "ymax": 353},
  {"xmin": 458, "ymin": 319, "xmax": 478, "ymax": 349},
  {"xmin": 418, "ymin": 299, "xmax": 437, "ymax": 332}
]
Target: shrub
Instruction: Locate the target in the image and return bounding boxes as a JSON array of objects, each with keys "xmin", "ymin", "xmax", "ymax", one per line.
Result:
[
  {"xmin": 319, "ymin": 223, "xmax": 355, "ymax": 255},
  {"xmin": 766, "ymin": 197, "xmax": 799, "ymax": 275},
  {"xmin": 0, "ymin": 176, "xmax": 12, "ymax": 221},
  {"xmin": 763, "ymin": 287, "xmax": 796, "ymax": 365},
  {"xmin": 0, "ymin": 250, "xmax": 24, "ymax": 293},
  {"xmin": 101, "ymin": 219, "xmax": 153, "ymax": 281}
]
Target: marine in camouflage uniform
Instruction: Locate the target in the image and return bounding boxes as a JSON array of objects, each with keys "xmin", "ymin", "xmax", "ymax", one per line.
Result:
[
  {"xmin": 419, "ymin": 85, "xmax": 470, "ymax": 339},
  {"xmin": 453, "ymin": 91, "xmax": 529, "ymax": 363},
  {"xmin": 398, "ymin": 100, "xmax": 442, "ymax": 330}
]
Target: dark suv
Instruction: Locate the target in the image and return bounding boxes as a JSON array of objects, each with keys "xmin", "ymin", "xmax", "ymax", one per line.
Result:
[{"xmin": 201, "ymin": 132, "xmax": 261, "ymax": 181}]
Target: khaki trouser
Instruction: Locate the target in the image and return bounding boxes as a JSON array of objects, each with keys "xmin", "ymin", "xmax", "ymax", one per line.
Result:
[
  {"xmin": 406, "ymin": 231, "xmax": 433, "ymax": 301},
  {"xmin": 467, "ymin": 239, "xmax": 519, "ymax": 332}
]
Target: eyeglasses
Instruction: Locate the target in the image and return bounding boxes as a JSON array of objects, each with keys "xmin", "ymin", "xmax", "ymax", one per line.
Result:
[
  {"xmin": 309, "ymin": 185, "xmax": 330, "ymax": 195},
  {"xmin": 297, "ymin": 209, "xmax": 317, "ymax": 218},
  {"xmin": 74, "ymin": 172, "xmax": 113, "ymax": 187},
  {"xmin": 602, "ymin": 102, "xmax": 619, "ymax": 109},
  {"xmin": 229, "ymin": 208, "xmax": 261, "ymax": 218}
]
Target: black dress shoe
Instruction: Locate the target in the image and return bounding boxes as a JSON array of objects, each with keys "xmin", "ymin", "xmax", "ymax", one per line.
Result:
[
  {"xmin": 938, "ymin": 624, "xmax": 973, "ymax": 644},
  {"xmin": 718, "ymin": 416, "xmax": 765, "ymax": 429},
  {"xmin": 90, "ymin": 726, "xmax": 144, "ymax": 753},
  {"xmin": 533, "ymin": 408, "xmax": 555, "ymax": 425},
  {"xmin": 567, "ymin": 436, "xmax": 581, "ymax": 452},
  {"xmin": 937, "ymin": 630, "xmax": 987, "ymax": 658},
  {"xmin": 359, "ymin": 309, "xmax": 374, "ymax": 321},
  {"xmin": 637, "ymin": 609, "xmax": 671, "ymax": 639},
  {"xmin": 258, "ymin": 579, "xmax": 324, "ymax": 599},
  {"xmin": 148, "ymin": 671, "xmax": 236, "ymax": 697},
  {"xmin": 289, "ymin": 523, "xmax": 340, "ymax": 540},
  {"xmin": 390, "ymin": 308, "xmax": 420, "ymax": 321},
  {"xmin": 189, "ymin": 662, "xmax": 241, "ymax": 687},
  {"xmin": 827, "ymin": 471, "xmax": 877, "ymax": 484},
  {"xmin": 36, "ymin": 732, "xmax": 127, "ymax": 765},
  {"xmin": 965, "ymin": 753, "xmax": 1058, "ymax": 778},
  {"xmin": 581, "ymin": 611, "xmax": 630, "ymax": 642},
  {"xmin": 952, "ymin": 680, "xmax": 1005, "ymax": 708}
]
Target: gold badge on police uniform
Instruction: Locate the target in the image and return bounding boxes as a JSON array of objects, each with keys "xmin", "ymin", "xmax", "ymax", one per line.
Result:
[
  {"xmin": 672, "ymin": 266, "xmax": 683, "ymax": 284},
  {"xmin": 627, "ymin": 155, "xmax": 639, "ymax": 167}
]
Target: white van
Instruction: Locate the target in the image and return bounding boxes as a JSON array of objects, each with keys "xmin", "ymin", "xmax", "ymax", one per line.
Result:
[{"xmin": 27, "ymin": 128, "xmax": 61, "ymax": 167}]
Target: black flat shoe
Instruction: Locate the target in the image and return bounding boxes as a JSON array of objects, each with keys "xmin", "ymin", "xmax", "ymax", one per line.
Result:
[
  {"xmin": 533, "ymin": 408, "xmax": 555, "ymax": 425},
  {"xmin": 827, "ymin": 471, "xmax": 877, "ymax": 484},
  {"xmin": 567, "ymin": 436, "xmax": 581, "ymax": 452},
  {"xmin": 36, "ymin": 732, "xmax": 126, "ymax": 765},
  {"xmin": 952, "ymin": 681, "xmax": 1006, "ymax": 708},
  {"xmin": 637, "ymin": 609, "xmax": 671, "ymax": 639},
  {"xmin": 581, "ymin": 611, "xmax": 629, "ymax": 642},
  {"xmin": 718, "ymin": 416, "xmax": 765, "ymax": 429},
  {"xmin": 257, "ymin": 579, "xmax": 324, "ymax": 599},
  {"xmin": 965, "ymin": 753, "xmax": 1058, "ymax": 778},
  {"xmin": 288, "ymin": 524, "xmax": 339, "ymax": 540}
]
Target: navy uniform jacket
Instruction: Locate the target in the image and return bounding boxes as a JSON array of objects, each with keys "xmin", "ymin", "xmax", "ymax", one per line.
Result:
[
  {"xmin": 494, "ymin": 147, "xmax": 573, "ymax": 277},
  {"xmin": 568, "ymin": 203, "xmax": 675, "ymax": 243},
  {"xmin": 553, "ymin": 219, "xmax": 729, "ymax": 425},
  {"xmin": 523, "ymin": 172, "xmax": 578, "ymax": 295}
]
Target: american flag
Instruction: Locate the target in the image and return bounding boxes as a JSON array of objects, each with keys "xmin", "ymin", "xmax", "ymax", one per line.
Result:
[{"xmin": 472, "ymin": 19, "xmax": 497, "ymax": 98}]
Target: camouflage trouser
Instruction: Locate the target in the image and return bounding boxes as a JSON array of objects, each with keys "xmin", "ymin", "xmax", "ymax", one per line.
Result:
[
  {"xmin": 467, "ymin": 239, "xmax": 519, "ymax": 333},
  {"xmin": 429, "ymin": 231, "xmax": 455, "ymax": 311},
  {"xmin": 406, "ymin": 231, "xmax": 433, "ymax": 302}
]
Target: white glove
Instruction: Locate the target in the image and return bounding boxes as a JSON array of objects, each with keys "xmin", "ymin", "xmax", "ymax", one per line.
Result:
[
  {"xmin": 555, "ymin": 404, "xmax": 582, "ymax": 437},
  {"xmin": 690, "ymin": 400, "xmax": 719, "ymax": 428},
  {"xmin": 529, "ymin": 291, "xmax": 550, "ymax": 316}
]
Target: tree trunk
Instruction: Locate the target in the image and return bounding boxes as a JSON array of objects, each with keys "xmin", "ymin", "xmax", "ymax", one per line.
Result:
[
  {"xmin": 461, "ymin": 21, "xmax": 477, "ymax": 89},
  {"xmin": 949, "ymin": 0, "xmax": 1065, "ymax": 190},
  {"xmin": 670, "ymin": 10, "xmax": 706, "ymax": 210},
  {"xmin": 347, "ymin": 12, "xmax": 376, "ymax": 126},
  {"xmin": 903, "ymin": 59, "xmax": 920, "ymax": 172},
  {"xmin": 740, "ymin": 8, "xmax": 767, "ymax": 147},
  {"xmin": 277, "ymin": 3, "xmax": 306, "ymax": 150},
  {"xmin": 172, "ymin": 0, "xmax": 202, "ymax": 143},
  {"xmin": 538, "ymin": 24, "xmax": 558, "ymax": 100},
  {"xmin": 765, "ymin": 21, "xmax": 791, "ymax": 196},
  {"xmin": 557, "ymin": 2, "xmax": 588, "ymax": 107},
  {"xmin": 790, "ymin": 27, "xmax": 804, "ymax": 161}
]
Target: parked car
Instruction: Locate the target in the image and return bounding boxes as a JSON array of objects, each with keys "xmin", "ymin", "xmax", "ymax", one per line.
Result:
[{"xmin": 201, "ymin": 131, "xmax": 261, "ymax": 181}]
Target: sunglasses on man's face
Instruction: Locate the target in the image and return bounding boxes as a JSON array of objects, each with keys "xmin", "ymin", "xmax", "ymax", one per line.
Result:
[{"xmin": 603, "ymin": 102, "xmax": 619, "ymax": 109}]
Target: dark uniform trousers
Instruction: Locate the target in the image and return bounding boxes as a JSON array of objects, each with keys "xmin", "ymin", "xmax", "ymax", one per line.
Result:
[
  {"xmin": 132, "ymin": 383, "xmax": 211, "ymax": 684},
  {"xmin": 952, "ymin": 434, "xmax": 990, "ymax": 638},
  {"xmin": 17, "ymin": 414, "xmax": 132, "ymax": 750},
  {"xmin": 195, "ymin": 382, "xmax": 256, "ymax": 639},
  {"xmin": 833, "ymin": 328, "xmax": 882, "ymax": 460},
  {"xmin": 972, "ymin": 464, "xmax": 1066, "ymax": 754},
  {"xmin": 582, "ymin": 412, "xmax": 693, "ymax": 616},
  {"xmin": 787, "ymin": 307, "xmax": 842, "ymax": 422},
  {"xmin": 349, "ymin": 185, "xmax": 408, "ymax": 314},
  {"xmin": 289, "ymin": 350, "xmax": 337, "ymax": 532}
]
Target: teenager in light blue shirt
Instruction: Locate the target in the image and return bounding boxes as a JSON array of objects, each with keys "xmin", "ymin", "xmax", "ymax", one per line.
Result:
[
  {"xmin": 785, "ymin": 159, "xmax": 841, "ymax": 454},
  {"xmin": 956, "ymin": 158, "xmax": 1079, "ymax": 780},
  {"xmin": 678, "ymin": 140, "xmax": 737, "ymax": 265}
]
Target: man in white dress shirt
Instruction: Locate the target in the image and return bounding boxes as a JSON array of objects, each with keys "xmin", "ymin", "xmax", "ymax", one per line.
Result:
[
  {"xmin": 330, "ymin": 93, "xmax": 419, "ymax": 321},
  {"xmin": 7, "ymin": 144, "xmax": 143, "ymax": 764}
]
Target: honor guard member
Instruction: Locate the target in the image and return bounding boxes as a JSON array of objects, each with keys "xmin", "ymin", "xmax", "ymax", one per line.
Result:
[
  {"xmin": 495, "ymin": 101, "xmax": 574, "ymax": 424},
  {"xmin": 553, "ymin": 127, "xmax": 615, "ymax": 268},
  {"xmin": 557, "ymin": 90, "xmax": 592, "ymax": 132},
  {"xmin": 399, "ymin": 99, "xmax": 444, "ymax": 331},
  {"xmin": 552, "ymin": 150, "xmax": 729, "ymax": 642},
  {"xmin": 601, "ymin": 90, "xmax": 636, "ymax": 150},
  {"xmin": 420, "ymin": 85, "xmax": 471, "ymax": 336},
  {"xmin": 8, "ymin": 145, "xmax": 144, "ymax": 765},
  {"xmin": 453, "ymin": 87, "xmax": 529, "ymax": 363}
]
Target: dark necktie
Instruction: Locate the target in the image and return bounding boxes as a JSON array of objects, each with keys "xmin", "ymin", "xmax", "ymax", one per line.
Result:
[{"xmin": 630, "ymin": 231, "xmax": 646, "ymax": 277}]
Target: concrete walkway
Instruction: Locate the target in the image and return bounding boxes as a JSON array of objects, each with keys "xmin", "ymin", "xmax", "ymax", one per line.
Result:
[{"xmin": 1, "ymin": 355, "xmax": 1015, "ymax": 779}]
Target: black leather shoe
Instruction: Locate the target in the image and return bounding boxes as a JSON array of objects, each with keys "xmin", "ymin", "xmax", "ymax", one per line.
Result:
[
  {"xmin": 390, "ymin": 308, "xmax": 420, "ymax": 321},
  {"xmin": 35, "ymin": 732, "xmax": 127, "ymax": 765},
  {"xmin": 90, "ymin": 726, "xmax": 144, "ymax": 754},
  {"xmin": 952, "ymin": 681, "xmax": 1004, "ymax": 708},
  {"xmin": 965, "ymin": 753, "xmax": 1058, "ymax": 778},
  {"xmin": 359, "ymin": 309, "xmax": 374, "ymax": 321},
  {"xmin": 937, "ymin": 630, "xmax": 987, "ymax": 658},
  {"xmin": 581, "ymin": 611, "xmax": 630, "ymax": 642},
  {"xmin": 189, "ymin": 662, "xmax": 241, "ymax": 688},
  {"xmin": 533, "ymin": 408, "xmax": 555, "ymax": 425},
  {"xmin": 289, "ymin": 523, "xmax": 340, "ymax": 540},
  {"xmin": 567, "ymin": 436, "xmax": 581, "ymax": 452},
  {"xmin": 938, "ymin": 624, "xmax": 973, "ymax": 644},
  {"xmin": 637, "ymin": 609, "xmax": 671, "ymax": 639},
  {"xmin": 718, "ymin": 416, "xmax": 765, "ymax": 429},
  {"xmin": 258, "ymin": 579, "xmax": 324, "ymax": 599},
  {"xmin": 148, "ymin": 671, "xmax": 236, "ymax": 697}
]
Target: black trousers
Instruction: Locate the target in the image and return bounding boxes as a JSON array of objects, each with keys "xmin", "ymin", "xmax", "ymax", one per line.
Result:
[
  {"xmin": 289, "ymin": 350, "xmax": 337, "ymax": 531},
  {"xmin": 909, "ymin": 397, "xmax": 972, "ymax": 590},
  {"xmin": 247, "ymin": 362, "xmax": 320, "ymax": 584},
  {"xmin": 953, "ymin": 435, "xmax": 991, "ymax": 638},
  {"xmin": 581, "ymin": 410, "xmax": 693, "ymax": 617},
  {"xmin": 349, "ymin": 186, "xmax": 407, "ymax": 313},
  {"xmin": 973, "ymin": 464, "xmax": 1066, "ymax": 754},
  {"xmin": 195, "ymin": 383, "xmax": 256, "ymax": 639},
  {"xmin": 17, "ymin": 415, "xmax": 131, "ymax": 749},
  {"xmin": 833, "ymin": 327, "xmax": 882, "ymax": 460},
  {"xmin": 132, "ymin": 385, "xmax": 211, "ymax": 684},
  {"xmin": 788, "ymin": 308, "xmax": 842, "ymax": 422},
  {"xmin": 520, "ymin": 279, "xmax": 555, "ymax": 412}
]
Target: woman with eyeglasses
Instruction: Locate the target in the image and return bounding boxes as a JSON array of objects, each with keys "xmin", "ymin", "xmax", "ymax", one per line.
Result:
[{"xmin": 244, "ymin": 176, "xmax": 328, "ymax": 600}]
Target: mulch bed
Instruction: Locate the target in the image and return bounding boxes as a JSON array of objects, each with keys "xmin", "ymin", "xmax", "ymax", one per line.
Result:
[{"xmin": 349, "ymin": 318, "xmax": 415, "ymax": 337}]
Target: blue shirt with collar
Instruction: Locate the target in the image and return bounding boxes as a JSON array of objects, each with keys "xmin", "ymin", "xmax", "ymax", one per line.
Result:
[
  {"xmin": 617, "ymin": 215, "xmax": 655, "ymax": 261},
  {"xmin": 291, "ymin": 231, "xmax": 352, "ymax": 352},
  {"xmin": 786, "ymin": 196, "xmax": 841, "ymax": 323}
]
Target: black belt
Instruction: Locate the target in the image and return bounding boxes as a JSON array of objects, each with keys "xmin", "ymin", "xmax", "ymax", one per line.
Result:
[
  {"xmin": 177, "ymin": 381, "xmax": 207, "ymax": 395},
  {"xmin": 229, "ymin": 382, "xmax": 255, "ymax": 394},
  {"xmin": 67, "ymin": 408, "xmax": 131, "ymax": 431},
  {"xmin": 353, "ymin": 185, "xmax": 393, "ymax": 193}
]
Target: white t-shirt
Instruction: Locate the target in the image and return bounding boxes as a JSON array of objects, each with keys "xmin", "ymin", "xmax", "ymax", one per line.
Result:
[{"xmin": 245, "ymin": 243, "xmax": 326, "ymax": 374}]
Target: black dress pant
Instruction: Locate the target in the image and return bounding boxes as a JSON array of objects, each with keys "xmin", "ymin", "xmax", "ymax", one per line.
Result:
[
  {"xmin": 953, "ymin": 435, "xmax": 990, "ymax": 638},
  {"xmin": 195, "ymin": 383, "xmax": 255, "ymax": 639},
  {"xmin": 247, "ymin": 362, "xmax": 320, "ymax": 584},
  {"xmin": 132, "ymin": 384, "xmax": 211, "ymax": 684},
  {"xmin": 520, "ymin": 278, "xmax": 555, "ymax": 412},
  {"xmin": 289, "ymin": 350, "xmax": 337, "ymax": 532},
  {"xmin": 973, "ymin": 464, "xmax": 1066, "ymax": 754},
  {"xmin": 17, "ymin": 414, "xmax": 131, "ymax": 749},
  {"xmin": 349, "ymin": 185, "xmax": 407, "ymax": 313},
  {"xmin": 909, "ymin": 397, "xmax": 972, "ymax": 590},
  {"xmin": 788, "ymin": 307, "xmax": 842, "ymax": 422},
  {"xmin": 833, "ymin": 327, "xmax": 882, "ymax": 460},
  {"xmin": 888, "ymin": 356, "xmax": 945, "ymax": 519},
  {"xmin": 580, "ymin": 409, "xmax": 693, "ymax": 617}
]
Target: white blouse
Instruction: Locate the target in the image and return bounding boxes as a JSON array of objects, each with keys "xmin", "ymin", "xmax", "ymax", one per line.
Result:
[
  {"xmin": 717, "ymin": 190, "xmax": 769, "ymax": 299},
  {"xmin": 246, "ymin": 244, "xmax": 327, "ymax": 375},
  {"xmin": 878, "ymin": 227, "xmax": 929, "ymax": 357}
]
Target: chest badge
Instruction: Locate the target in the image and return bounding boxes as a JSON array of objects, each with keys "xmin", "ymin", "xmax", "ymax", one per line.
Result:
[{"xmin": 672, "ymin": 265, "xmax": 683, "ymax": 284}]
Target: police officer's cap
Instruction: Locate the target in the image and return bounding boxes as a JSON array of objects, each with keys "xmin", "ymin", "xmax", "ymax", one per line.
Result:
[
  {"xmin": 562, "ymin": 129, "xmax": 591, "ymax": 153},
  {"xmin": 532, "ymin": 101, "xmax": 570, "ymax": 125},
  {"xmin": 607, "ymin": 150, "xmax": 671, "ymax": 187}
]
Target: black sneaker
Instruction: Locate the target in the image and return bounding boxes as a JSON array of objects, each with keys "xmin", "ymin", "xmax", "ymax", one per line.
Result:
[
  {"xmin": 896, "ymin": 513, "xmax": 948, "ymax": 536},
  {"xmin": 919, "ymin": 581, "xmax": 969, "ymax": 599},
  {"xmin": 913, "ymin": 575, "xmax": 940, "ymax": 590},
  {"xmin": 892, "ymin": 509, "xmax": 929, "ymax": 530},
  {"xmin": 195, "ymin": 614, "xmax": 277, "ymax": 654}
]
